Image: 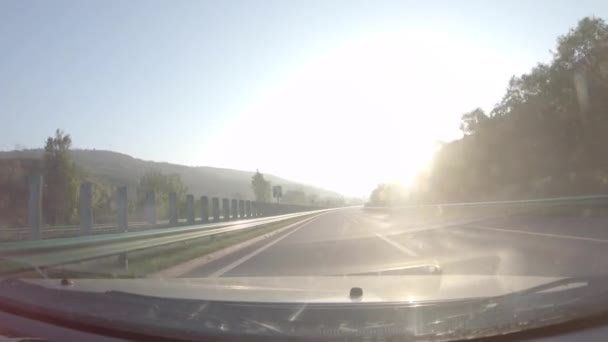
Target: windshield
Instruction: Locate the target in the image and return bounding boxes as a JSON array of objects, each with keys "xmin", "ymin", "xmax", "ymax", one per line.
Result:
[{"xmin": 2, "ymin": 0, "xmax": 608, "ymax": 340}]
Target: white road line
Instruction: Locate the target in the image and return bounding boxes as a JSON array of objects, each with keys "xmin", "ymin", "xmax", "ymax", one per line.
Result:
[
  {"xmin": 209, "ymin": 215, "xmax": 324, "ymax": 277},
  {"xmin": 471, "ymin": 225, "xmax": 608, "ymax": 243},
  {"xmin": 289, "ymin": 304, "xmax": 307, "ymax": 322},
  {"xmin": 375, "ymin": 233, "xmax": 419, "ymax": 257}
]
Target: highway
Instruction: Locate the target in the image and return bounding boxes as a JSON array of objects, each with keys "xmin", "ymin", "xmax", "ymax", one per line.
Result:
[{"xmin": 184, "ymin": 207, "xmax": 608, "ymax": 278}]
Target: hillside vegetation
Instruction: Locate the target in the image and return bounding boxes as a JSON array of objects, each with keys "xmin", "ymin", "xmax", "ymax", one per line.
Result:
[
  {"xmin": 0, "ymin": 147, "xmax": 342, "ymax": 227},
  {"xmin": 370, "ymin": 17, "xmax": 608, "ymax": 205},
  {"xmin": 0, "ymin": 149, "xmax": 340, "ymax": 201}
]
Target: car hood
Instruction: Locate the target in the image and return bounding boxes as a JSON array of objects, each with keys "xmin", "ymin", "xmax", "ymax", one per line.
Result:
[{"xmin": 26, "ymin": 275, "xmax": 563, "ymax": 303}]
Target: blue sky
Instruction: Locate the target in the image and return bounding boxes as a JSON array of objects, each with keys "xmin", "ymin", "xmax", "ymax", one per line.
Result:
[{"xmin": 1, "ymin": 0, "xmax": 607, "ymax": 196}]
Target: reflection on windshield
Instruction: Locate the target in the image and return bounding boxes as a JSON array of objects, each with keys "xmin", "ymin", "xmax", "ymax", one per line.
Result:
[{"xmin": 2, "ymin": 1, "xmax": 608, "ymax": 340}]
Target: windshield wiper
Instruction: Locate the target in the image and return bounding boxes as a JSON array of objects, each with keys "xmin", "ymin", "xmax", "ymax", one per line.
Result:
[
  {"xmin": 333, "ymin": 262, "xmax": 441, "ymax": 276},
  {"xmin": 498, "ymin": 274, "xmax": 608, "ymax": 311}
]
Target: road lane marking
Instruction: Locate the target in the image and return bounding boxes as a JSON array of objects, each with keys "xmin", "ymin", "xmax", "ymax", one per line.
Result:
[
  {"xmin": 209, "ymin": 215, "xmax": 324, "ymax": 277},
  {"xmin": 471, "ymin": 225, "xmax": 608, "ymax": 243},
  {"xmin": 289, "ymin": 304, "xmax": 307, "ymax": 322},
  {"xmin": 375, "ymin": 233, "xmax": 419, "ymax": 257}
]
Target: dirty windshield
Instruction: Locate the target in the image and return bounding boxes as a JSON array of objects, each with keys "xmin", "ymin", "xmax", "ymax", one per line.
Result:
[{"xmin": 2, "ymin": 0, "xmax": 608, "ymax": 340}]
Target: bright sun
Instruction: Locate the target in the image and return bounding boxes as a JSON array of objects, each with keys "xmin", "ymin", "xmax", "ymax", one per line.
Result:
[{"xmin": 203, "ymin": 28, "xmax": 509, "ymax": 196}]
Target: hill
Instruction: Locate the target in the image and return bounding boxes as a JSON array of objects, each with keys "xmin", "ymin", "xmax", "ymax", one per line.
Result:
[{"xmin": 0, "ymin": 149, "xmax": 342, "ymax": 201}]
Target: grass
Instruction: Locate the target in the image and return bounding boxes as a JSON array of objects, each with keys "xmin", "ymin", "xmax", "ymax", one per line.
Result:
[{"xmin": 41, "ymin": 214, "xmax": 315, "ymax": 278}]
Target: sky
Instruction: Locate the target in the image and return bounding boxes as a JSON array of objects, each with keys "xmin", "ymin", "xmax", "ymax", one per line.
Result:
[{"xmin": 1, "ymin": 0, "xmax": 608, "ymax": 196}]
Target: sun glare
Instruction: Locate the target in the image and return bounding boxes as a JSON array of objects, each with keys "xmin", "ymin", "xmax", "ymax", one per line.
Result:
[{"xmin": 202, "ymin": 28, "xmax": 512, "ymax": 196}]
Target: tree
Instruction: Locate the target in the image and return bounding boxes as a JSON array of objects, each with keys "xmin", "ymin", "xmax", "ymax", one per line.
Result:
[
  {"xmin": 459, "ymin": 108, "xmax": 488, "ymax": 136},
  {"xmin": 137, "ymin": 170, "xmax": 187, "ymax": 220},
  {"xmin": 43, "ymin": 129, "xmax": 80, "ymax": 225},
  {"xmin": 91, "ymin": 182, "xmax": 113, "ymax": 223},
  {"xmin": 369, "ymin": 184, "xmax": 389, "ymax": 206},
  {"xmin": 417, "ymin": 17, "xmax": 608, "ymax": 202},
  {"xmin": 368, "ymin": 183, "xmax": 408, "ymax": 206},
  {"xmin": 251, "ymin": 170, "xmax": 271, "ymax": 202},
  {"xmin": 282, "ymin": 190, "xmax": 307, "ymax": 205},
  {"xmin": 308, "ymin": 193, "xmax": 319, "ymax": 205}
]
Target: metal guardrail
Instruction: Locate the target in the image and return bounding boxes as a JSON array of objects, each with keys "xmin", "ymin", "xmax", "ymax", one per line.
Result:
[
  {"xmin": 0, "ymin": 217, "xmax": 232, "ymax": 242},
  {"xmin": 1, "ymin": 217, "xmax": 231, "ymax": 234},
  {"xmin": 1, "ymin": 221, "xmax": 156, "ymax": 233},
  {"xmin": 11, "ymin": 176, "xmax": 327, "ymax": 241},
  {"xmin": 362, "ymin": 195, "xmax": 608, "ymax": 234},
  {"xmin": 0, "ymin": 209, "xmax": 330, "ymax": 270},
  {"xmin": 364, "ymin": 194, "xmax": 608, "ymax": 209}
]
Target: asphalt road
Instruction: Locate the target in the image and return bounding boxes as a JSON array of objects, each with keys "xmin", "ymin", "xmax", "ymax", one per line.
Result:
[{"xmin": 184, "ymin": 207, "xmax": 608, "ymax": 278}]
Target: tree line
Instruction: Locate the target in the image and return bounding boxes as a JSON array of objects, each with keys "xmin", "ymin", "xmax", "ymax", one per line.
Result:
[
  {"xmin": 250, "ymin": 170, "xmax": 327, "ymax": 206},
  {"xmin": 370, "ymin": 17, "xmax": 608, "ymax": 205},
  {"xmin": 1, "ymin": 130, "xmax": 326, "ymax": 227},
  {"xmin": 0, "ymin": 129, "xmax": 188, "ymax": 226}
]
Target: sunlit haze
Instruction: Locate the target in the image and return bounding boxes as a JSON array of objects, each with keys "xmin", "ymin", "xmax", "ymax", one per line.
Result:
[
  {"xmin": 203, "ymin": 29, "xmax": 527, "ymax": 195},
  {"xmin": 2, "ymin": 0, "xmax": 607, "ymax": 196}
]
